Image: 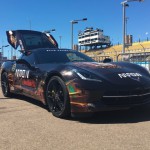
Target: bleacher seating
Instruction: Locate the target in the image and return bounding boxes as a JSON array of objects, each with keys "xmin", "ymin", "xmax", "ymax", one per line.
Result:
[{"xmin": 82, "ymin": 41, "xmax": 150, "ymax": 62}]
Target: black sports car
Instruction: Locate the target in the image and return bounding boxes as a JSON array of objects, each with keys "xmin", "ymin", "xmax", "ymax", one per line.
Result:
[{"xmin": 1, "ymin": 30, "xmax": 150, "ymax": 118}]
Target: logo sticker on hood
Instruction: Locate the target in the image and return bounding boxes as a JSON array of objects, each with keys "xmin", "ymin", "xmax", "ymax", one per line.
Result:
[{"xmin": 118, "ymin": 73, "xmax": 142, "ymax": 79}]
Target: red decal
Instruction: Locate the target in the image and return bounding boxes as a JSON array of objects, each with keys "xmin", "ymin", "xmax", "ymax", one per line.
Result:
[{"xmin": 22, "ymin": 79, "xmax": 36, "ymax": 88}]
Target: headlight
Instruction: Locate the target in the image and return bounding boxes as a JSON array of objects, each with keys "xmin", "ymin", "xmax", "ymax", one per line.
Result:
[{"xmin": 73, "ymin": 69, "xmax": 102, "ymax": 82}]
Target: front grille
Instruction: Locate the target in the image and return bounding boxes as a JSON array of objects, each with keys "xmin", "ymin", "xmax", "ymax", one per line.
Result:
[
  {"xmin": 104, "ymin": 88, "xmax": 150, "ymax": 96},
  {"xmin": 102, "ymin": 88, "xmax": 150, "ymax": 105}
]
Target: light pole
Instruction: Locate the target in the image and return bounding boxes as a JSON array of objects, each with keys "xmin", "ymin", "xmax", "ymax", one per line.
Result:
[
  {"xmin": 112, "ymin": 47, "xmax": 118, "ymax": 61},
  {"xmin": 0, "ymin": 45, "xmax": 9, "ymax": 62},
  {"xmin": 145, "ymin": 32, "xmax": 149, "ymax": 41},
  {"xmin": 121, "ymin": 0, "xmax": 144, "ymax": 54},
  {"xmin": 70, "ymin": 18, "xmax": 87, "ymax": 49},
  {"xmin": 125, "ymin": 17, "xmax": 129, "ymax": 36},
  {"xmin": 11, "ymin": 46, "xmax": 13, "ymax": 60},
  {"xmin": 59, "ymin": 36, "xmax": 62, "ymax": 48}
]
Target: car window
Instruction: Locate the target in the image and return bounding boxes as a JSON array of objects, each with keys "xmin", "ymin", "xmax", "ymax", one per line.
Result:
[
  {"xmin": 35, "ymin": 50, "xmax": 95, "ymax": 64},
  {"xmin": 66, "ymin": 53, "xmax": 85, "ymax": 62},
  {"xmin": 22, "ymin": 33, "xmax": 56, "ymax": 50}
]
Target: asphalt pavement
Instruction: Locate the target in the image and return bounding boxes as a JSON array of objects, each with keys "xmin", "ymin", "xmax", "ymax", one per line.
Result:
[{"xmin": 0, "ymin": 86, "xmax": 150, "ymax": 150}]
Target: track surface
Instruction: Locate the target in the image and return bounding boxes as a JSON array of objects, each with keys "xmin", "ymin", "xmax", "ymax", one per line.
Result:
[{"xmin": 0, "ymin": 86, "xmax": 150, "ymax": 150}]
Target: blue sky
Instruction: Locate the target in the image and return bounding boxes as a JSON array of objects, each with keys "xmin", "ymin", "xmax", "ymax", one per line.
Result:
[{"xmin": 0, "ymin": 0, "xmax": 149, "ymax": 58}]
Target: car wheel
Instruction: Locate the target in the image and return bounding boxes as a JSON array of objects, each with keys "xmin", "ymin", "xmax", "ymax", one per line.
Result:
[
  {"xmin": 46, "ymin": 76, "xmax": 70, "ymax": 118},
  {"xmin": 1, "ymin": 72, "xmax": 12, "ymax": 97}
]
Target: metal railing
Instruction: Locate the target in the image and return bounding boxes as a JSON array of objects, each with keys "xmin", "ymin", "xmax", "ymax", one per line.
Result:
[{"xmin": 90, "ymin": 52, "xmax": 150, "ymax": 71}]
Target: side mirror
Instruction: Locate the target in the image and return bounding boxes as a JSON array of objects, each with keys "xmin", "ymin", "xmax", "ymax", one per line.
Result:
[
  {"xmin": 16, "ymin": 59, "xmax": 27, "ymax": 64},
  {"xmin": 16, "ymin": 59, "xmax": 32, "ymax": 68},
  {"xmin": 31, "ymin": 65, "xmax": 39, "ymax": 71},
  {"xmin": 103, "ymin": 58, "xmax": 112, "ymax": 63}
]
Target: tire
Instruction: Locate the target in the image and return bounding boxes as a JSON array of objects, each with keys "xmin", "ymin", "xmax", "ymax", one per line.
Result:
[
  {"xmin": 1, "ymin": 72, "xmax": 12, "ymax": 97},
  {"xmin": 46, "ymin": 76, "xmax": 70, "ymax": 118}
]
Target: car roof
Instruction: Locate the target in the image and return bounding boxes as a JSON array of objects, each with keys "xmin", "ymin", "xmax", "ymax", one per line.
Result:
[{"xmin": 31, "ymin": 48, "xmax": 75, "ymax": 53}]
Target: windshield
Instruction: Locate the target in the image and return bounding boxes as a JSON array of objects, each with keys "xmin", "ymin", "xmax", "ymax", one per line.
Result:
[{"xmin": 35, "ymin": 49, "xmax": 95, "ymax": 64}]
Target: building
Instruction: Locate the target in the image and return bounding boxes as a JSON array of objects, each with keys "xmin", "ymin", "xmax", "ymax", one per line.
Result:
[{"xmin": 78, "ymin": 27, "xmax": 111, "ymax": 50}]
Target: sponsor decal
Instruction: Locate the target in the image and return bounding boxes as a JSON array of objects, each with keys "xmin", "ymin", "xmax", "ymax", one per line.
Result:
[
  {"xmin": 118, "ymin": 73, "xmax": 142, "ymax": 79},
  {"xmin": 15, "ymin": 69, "xmax": 30, "ymax": 79},
  {"xmin": 22, "ymin": 79, "xmax": 36, "ymax": 88}
]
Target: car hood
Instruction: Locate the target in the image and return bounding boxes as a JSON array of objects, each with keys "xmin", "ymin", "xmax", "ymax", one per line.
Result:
[
  {"xmin": 70, "ymin": 62, "xmax": 119, "ymax": 70},
  {"xmin": 37, "ymin": 62, "xmax": 150, "ymax": 88},
  {"xmin": 69, "ymin": 62, "xmax": 150, "ymax": 88}
]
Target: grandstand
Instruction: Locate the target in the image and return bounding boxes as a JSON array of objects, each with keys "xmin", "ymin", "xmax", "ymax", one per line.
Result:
[{"xmin": 82, "ymin": 41, "xmax": 150, "ymax": 62}]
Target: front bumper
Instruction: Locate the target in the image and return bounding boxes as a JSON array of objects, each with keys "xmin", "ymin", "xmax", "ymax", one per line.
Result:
[
  {"xmin": 67, "ymin": 77, "xmax": 150, "ymax": 113},
  {"xmin": 70, "ymin": 94, "xmax": 150, "ymax": 113}
]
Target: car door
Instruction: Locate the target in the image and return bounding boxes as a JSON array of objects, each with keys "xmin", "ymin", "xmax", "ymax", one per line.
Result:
[
  {"xmin": 15, "ymin": 52, "xmax": 39, "ymax": 97},
  {"xmin": 6, "ymin": 30, "xmax": 58, "ymax": 52}
]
